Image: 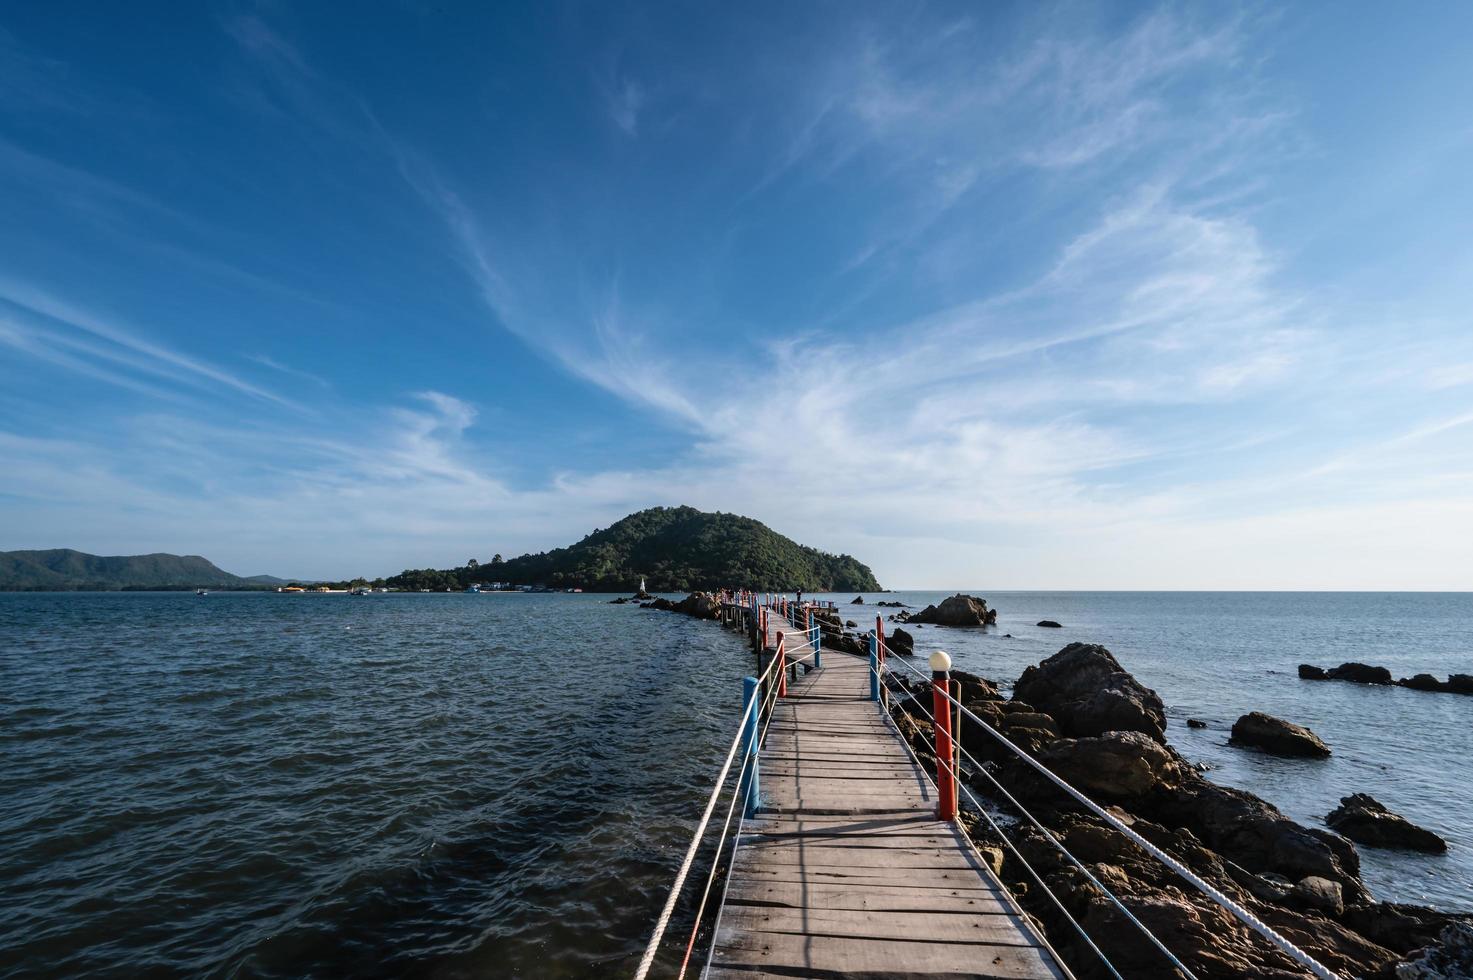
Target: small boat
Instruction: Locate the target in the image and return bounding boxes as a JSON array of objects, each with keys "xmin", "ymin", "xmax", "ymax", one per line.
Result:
[
  {"xmin": 464, "ymin": 584, "xmax": 481, "ymax": 593},
  {"xmin": 196, "ymin": 589, "xmax": 208, "ymax": 596},
  {"xmin": 350, "ymin": 587, "xmax": 371, "ymax": 596}
]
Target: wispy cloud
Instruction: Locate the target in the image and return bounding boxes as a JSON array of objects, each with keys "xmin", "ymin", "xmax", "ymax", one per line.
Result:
[
  {"xmin": 248, "ymin": 354, "xmax": 331, "ymax": 389},
  {"xmin": 0, "ymin": 280, "xmax": 298, "ymax": 409}
]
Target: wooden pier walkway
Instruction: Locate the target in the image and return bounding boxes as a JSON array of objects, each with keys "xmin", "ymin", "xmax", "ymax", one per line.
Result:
[{"xmin": 707, "ymin": 608, "xmax": 1067, "ymax": 979}]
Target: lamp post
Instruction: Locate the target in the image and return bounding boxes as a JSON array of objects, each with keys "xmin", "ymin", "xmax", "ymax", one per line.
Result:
[{"xmin": 930, "ymin": 650, "xmax": 957, "ymax": 822}]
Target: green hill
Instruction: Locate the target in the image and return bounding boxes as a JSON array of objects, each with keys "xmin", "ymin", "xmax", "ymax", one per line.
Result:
[
  {"xmin": 0, "ymin": 549, "xmax": 261, "ymax": 591},
  {"xmin": 388, "ymin": 506, "xmax": 882, "ymax": 592}
]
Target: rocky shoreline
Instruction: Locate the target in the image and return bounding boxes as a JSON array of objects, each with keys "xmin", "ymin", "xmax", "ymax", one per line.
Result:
[
  {"xmin": 881, "ymin": 643, "xmax": 1471, "ymax": 979},
  {"xmin": 636, "ymin": 592, "xmax": 1471, "ymax": 976}
]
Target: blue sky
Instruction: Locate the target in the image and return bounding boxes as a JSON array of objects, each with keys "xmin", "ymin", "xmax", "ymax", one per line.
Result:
[{"xmin": 2, "ymin": 3, "xmax": 1471, "ymax": 588}]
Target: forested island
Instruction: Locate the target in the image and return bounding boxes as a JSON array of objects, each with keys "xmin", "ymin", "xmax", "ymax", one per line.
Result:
[
  {"xmin": 1, "ymin": 507, "xmax": 880, "ymax": 593},
  {"xmin": 384, "ymin": 506, "xmax": 880, "ymax": 592}
]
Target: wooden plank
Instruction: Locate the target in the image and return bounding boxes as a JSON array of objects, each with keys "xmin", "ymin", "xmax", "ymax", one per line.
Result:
[
  {"xmin": 729, "ymin": 865, "xmax": 998, "ymax": 887},
  {"xmin": 740, "ymin": 835, "xmax": 966, "ymax": 852},
  {"xmin": 725, "ymin": 879, "xmax": 1012, "ymax": 914},
  {"xmin": 710, "ymin": 931, "xmax": 1063, "ymax": 978},
  {"xmin": 717, "ymin": 906, "xmax": 1042, "ymax": 947},
  {"xmin": 733, "ymin": 846, "xmax": 984, "ymax": 870}
]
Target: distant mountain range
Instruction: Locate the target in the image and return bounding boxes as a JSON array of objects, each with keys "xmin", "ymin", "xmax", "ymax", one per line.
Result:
[
  {"xmin": 386, "ymin": 506, "xmax": 882, "ymax": 592},
  {"xmin": 0, "ymin": 550, "xmax": 286, "ymax": 591}
]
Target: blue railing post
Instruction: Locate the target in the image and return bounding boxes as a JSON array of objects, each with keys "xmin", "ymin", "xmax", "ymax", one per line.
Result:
[
  {"xmin": 868, "ymin": 632, "xmax": 880, "ymax": 702},
  {"xmin": 740, "ymin": 676, "xmax": 761, "ymax": 817},
  {"xmin": 808, "ymin": 610, "xmax": 822, "ymax": 668}
]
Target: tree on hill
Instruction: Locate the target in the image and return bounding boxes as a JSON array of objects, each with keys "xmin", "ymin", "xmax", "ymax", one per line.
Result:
[{"xmin": 384, "ymin": 506, "xmax": 880, "ymax": 593}]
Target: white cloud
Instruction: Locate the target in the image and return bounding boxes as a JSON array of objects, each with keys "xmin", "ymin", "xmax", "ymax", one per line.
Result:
[{"xmin": 0, "ymin": 280, "xmax": 298, "ymax": 409}]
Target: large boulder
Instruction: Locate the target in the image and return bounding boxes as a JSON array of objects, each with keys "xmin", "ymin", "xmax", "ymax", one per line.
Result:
[
  {"xmin": 1299, "ymin": 664, "xmax": 1328, "ymax": 680},
  {"xmin": 1325, "ymin": 794, "xmax": 1447, "ymax": 853},
  {"xmin": 887, "ymin": 627, "xmax": 915, "ymax": 657},
  {"xmin": 1151, "ymin": 779, "xmax": 1366, "ymax": 904},
  {"xmin": 1230, "ymin": 712, "xmax": 1331, "ymax": 758},
  {"xmin": 1448, "ymin": 674, "xmax": 1473, "ymax": 694},
  {"xmin": 1327, "ymin": 662, "xmax": 1393, "ymax": 685},
  {"xmin": 908, "ymin": 594, "xmax": 998, "ymax": 626},
  {"xmin": 673, "ymin": 592, "xmax": 720, "ymax": 619},
  {"xmin": 850, "ymin": 595, "xmax": 864, "ymax": 604},
  {"xmin": 1034, "ymin": 731, "xmax": 1182, "ymax": 800},
  {"xmin": 1012, "ymin": 643, "xmax": 1167, "ymax": 742}
]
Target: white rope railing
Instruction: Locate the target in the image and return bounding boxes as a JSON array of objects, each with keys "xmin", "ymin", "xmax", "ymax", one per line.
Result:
[
  {"xmin": 881, "ymin": 666, "xmax": 1188, "ymax": 979},
  {"xmin": 675, "ymin": 661, "xmax": 785, "ymax": 977},
  {"xmin": 632, "ymin": 651, "xmax": 781, "ymax": 980},
  {"xmin": 880, "ymin": 641, "xmax": 1341, "ymax": 980},
  {"xmin": 876, "ymin": 672, "xmax": 1113, "ymax": 980}
]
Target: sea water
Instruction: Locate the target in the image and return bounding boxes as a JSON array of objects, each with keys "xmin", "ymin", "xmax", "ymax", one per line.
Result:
[{"xmin": 1, "ymin": 590, "xmax": 1468, "ymax": 976}]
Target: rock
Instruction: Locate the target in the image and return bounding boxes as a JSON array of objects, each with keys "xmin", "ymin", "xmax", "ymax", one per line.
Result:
[
  {"xmin": 850, "ymin": 595, "xmax": 864, "ymax": 604},
  {"xmin": 608, "ymin": 596, "xmax": 631, "ymax": 604},
  {"xmin": 1034, "ymin": 731, "xmax": 1181, "ymax": 800},
  {"xmin": 877, "ymin": 600, "xmax": 906, "ymax": 607},
  {"xmin": 908, "ymin": 594, "xmax": 997, "ymax": 626},
  {"xmin": 1013, "ymin": 643, "xmax": 1167, "ymax": 741},
  {"xmin": 1037, "ymin": 620, "xmax": 1063, "ymax": 628},
  {"xmin": 1293, "ymin": 875, "xmax": 1345, "ymax": 916},
  {"xmin": 1327, "ymin": 662, "xmax": 1394, "ymax": 685},
  {"xmin": 1326, "ymin": 794, "xmax": 1447, "ymax": 853},
  {"xmin": 1387, "ymin": 921, "xmax": 1473, "ymax": 978},
  {"xmin": 887, "ymin": 627, "xmax": 915, "ymax": 657},
  {"xmin": 666, "ymin": 592, "xmax": 719, "ymax": 619},
  {"xmin": 1343, "ymin": 902, "xmax": 1464, "ymax": 956},
  {"xmin": 951, "ymin": 670, "xmax": 1001, "ymax": 704},
  {"xmin": 1234, "ymin": 869, "xmax": 1294, "ymax": 903},
  {"xmin": 1150, "ymin": 779, "xmax": 1366, "ymax": 904},
  {"xmin": 1001, "ymin": 710, "xmax": 1061, "ymax": 736},
  {"xmin": 975, "ymin": 845, "xmax": 1005, "ymax": 877},
  {"xmin": 1230, "ymin": 711, "xmax": 1331, "ymax": 758},
  {"xmin": 1187, "ymin": 718, "xmax": 1207, "ymax": 729},
  {"xmin": 1299, "ymin": 664, "xmax": 1328, "ymax": 680},
  {"xmin": 844, "ymin": 619, "xmax": 857, "ymax": 628},
  {"xmin": 1399, "ymin": 673, "xmax": 1447, "ymax": 692},
  {"xmin": 1447, "ymin": 674, "xmax": 1473, "ymax": 694}
]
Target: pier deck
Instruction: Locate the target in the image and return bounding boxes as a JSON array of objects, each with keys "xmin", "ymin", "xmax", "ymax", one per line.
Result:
[{"xmin": 709, "ymin": 610, "xmax": 1067, "ymax": 979}]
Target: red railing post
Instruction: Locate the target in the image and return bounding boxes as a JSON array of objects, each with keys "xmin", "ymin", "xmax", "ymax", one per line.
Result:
[
  {"xmin": 776, "ymin": 632, "xmax": 787, "ymax": 698},
  {"xmin": 876, "ymin": 616, "xmax": 886, "ymax": 670},
  {"xmin": 931, "ymin": 650, "xmax": 957, "ymax": 821}
]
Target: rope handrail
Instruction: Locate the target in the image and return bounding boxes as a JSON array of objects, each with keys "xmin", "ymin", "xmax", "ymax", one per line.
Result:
[
  {"xmin": 881, "ymin": 663, "xmax": 1188, "ymax": 979},
  {"xmin": 878, "ymin": 641, "xmax": 1341, "ymax": 980},
  {"xmin": 675, "ymin": 658, "xmax": 785, "ymax": 977},
  {"xmin": 632, "ymin": 650, "xmax": 783, "ymax": 980},
  {"xmin": 873, "ymin": 665, "xmax": 1108, "ymax": 980}
]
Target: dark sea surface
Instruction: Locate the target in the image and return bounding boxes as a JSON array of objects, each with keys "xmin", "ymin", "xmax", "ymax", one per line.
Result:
[{"xmin": 1, "ymin": 590, "xmax": 1470, "ymax": 977}]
